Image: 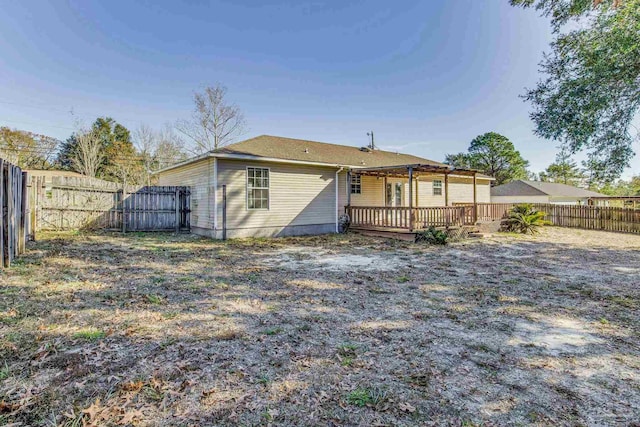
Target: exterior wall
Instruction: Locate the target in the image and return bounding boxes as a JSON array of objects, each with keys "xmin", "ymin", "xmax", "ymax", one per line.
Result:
[
  {"xmin": 157, "ymin": 158, "xmax": 215, "ymax": 230},
  {"xmin": 490, "ymin": 195, "xmax": 550, "ymax": 204},
  {"xmin": 349, "ymin": 173, "xmax": 492, "ymax": 207},
  {"xmin": 549, "ymin": 197, "xmax": 588, "ymax": 205},
  {"xmin": 216, "ymin": 159, "xmax": 338, "ymax": 237},
  {"xmin": 349, "ymin": 175, "xmax": 385, "ymax": 206}
]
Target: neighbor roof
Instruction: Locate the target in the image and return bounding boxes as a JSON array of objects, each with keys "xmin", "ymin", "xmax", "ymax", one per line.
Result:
[
  {"xmin": 216, "ymin": 135, "xmax": 447, "ymax": 168},
  {"xmin": 491, "ymin": 180, "xmax": 606, "ymax": 198}
]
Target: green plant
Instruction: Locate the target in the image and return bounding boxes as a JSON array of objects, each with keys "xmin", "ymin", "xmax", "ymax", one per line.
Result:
[
  {"xmin": 500, "ymin": 204, "xmax": 550, "ymax": 234},
  {"xmin": 0, "ymin": 362, "xmax": 10, "ymax": 380},
  {"xmin": 415, "ymin": 226, "xmax": 448, "ymax": 245},
  {"xmin": 345, "ymin": 387, "xmax": 387, "ymax": 407},
  {"xmin": 145, "ymin": 294, "xmax": 164, "ymax": 304},
  {"xmin": 73, "ymin": 328, "xmax": 106, "ymax": 341}
]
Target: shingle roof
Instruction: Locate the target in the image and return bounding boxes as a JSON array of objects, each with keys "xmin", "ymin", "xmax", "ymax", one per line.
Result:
[
  {"xmin": 491, "ymin": 180, "xmax": 606, "ymax": 198},
  {"xmin": 216, "ymin": 135, "xmax": 447, "ymax": 168}
]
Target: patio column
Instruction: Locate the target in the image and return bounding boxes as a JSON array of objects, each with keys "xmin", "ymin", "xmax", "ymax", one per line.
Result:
[
  {"xmin": 408, "ymin": 166, "xmax": 414, "ymax": 230},
  {"xmin": 473, "ymin": 172, "xmax": 478, "ymax": 223},
  {"xmin": 346, "ymin": 170, "xmax": 352, "ymax": 207},
  {"xmin": 444, "ymin": 172, "xmax": 449, "ymax": 207}
]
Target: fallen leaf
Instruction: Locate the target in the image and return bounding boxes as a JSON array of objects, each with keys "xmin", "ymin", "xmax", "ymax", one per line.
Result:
[{"xmin": 398, "ymin": 402, "xmax": 416, "ymax": 413}]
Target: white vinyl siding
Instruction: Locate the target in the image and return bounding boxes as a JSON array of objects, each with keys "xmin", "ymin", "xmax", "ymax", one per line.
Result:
[
  {"xmin": 157, "ymin": 158, "xmax": 214, "ymax": 230},
  {"xmin": 349, "ymin": 175, "xmax": 385, "ymax": 206},
  {"xmin": 491, "ymin": 195, "xmax": 550, "ymax": 204},
  {"xmin": 217, "ymin": 159, "xmax": 337, "ymax": 231}
]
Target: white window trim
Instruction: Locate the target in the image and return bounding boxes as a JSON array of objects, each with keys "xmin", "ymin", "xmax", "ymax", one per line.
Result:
[
  {"xmin": 433, "ymin": 179, "xmax": 443, "ymax": 196},
  {"xmin": 351, "ymin": 174, "xmax": 362, "ymax": 194},
  {"xmin": 246, "ymin": 166, "xmax": 271, "ymax": 211}
]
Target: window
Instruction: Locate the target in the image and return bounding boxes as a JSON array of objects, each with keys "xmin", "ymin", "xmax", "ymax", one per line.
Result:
[
  {"xmin": 395, "ymin": 182, "xmax": 403, "ymax": 206},
  {"xmin": 247, "ymin": 167, "xmax": 269, "ymax": 209},
  {"xmin": 433, "ymin": 179, "xmax": 443, "ymax": 196},
  {"xmin": 351, "ymin": 174, "xmax": 361, "ymax": 194}
]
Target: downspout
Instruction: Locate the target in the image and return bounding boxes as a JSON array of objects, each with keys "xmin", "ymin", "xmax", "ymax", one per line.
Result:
[
  {"xmin": 335, "ymin": 167, "xmax": 344, "ymax": 233},
  {"xmin": 213, "ymin": 158, "xmax": 218, "ymax": 231}
]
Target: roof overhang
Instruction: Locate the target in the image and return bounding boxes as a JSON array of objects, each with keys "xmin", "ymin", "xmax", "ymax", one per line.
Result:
[
  {"xmin": 352, "ymin": 164, "xmax": 492, "ymax": 179},
  {"xmin": 155, "ymin": 155, "xmax": 494, "ymax": 180},
  {"xmin": 154, "ymin": 152, "xmax": 346, "ymax": 174}
]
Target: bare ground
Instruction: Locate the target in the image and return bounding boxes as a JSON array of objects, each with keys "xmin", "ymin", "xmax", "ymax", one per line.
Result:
[{"xmin": 0, "ymin": 227, "xmax": 639, "ymax": 426}]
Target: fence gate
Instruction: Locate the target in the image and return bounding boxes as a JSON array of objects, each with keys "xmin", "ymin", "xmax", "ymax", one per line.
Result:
[{"xmin": 28, "ymin": 175, "xmax": 190, "ymax": 234}]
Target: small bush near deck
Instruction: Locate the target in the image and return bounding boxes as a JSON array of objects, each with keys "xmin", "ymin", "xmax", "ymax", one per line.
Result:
[
  {"xmin": 415, "ymin": 226, "xmax": 448, "ymax": 245},
  {"xmin": 500, "ymin": 204, "xmax": 550, "ymax": 234}
]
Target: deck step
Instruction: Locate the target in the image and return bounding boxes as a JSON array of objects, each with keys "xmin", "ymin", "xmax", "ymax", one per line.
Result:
[
  {"xmin": 351, "ymin": 229, "xmax": 416, "ymax": 241},
  {"xmin": 468, "ymin": 232, "xmax": 490, "ymax": 238}
]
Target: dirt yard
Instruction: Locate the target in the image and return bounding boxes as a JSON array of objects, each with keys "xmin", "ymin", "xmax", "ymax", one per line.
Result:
[{"xmin": 1, "ymin": 227, "xmax": 639, "ymax": 426}]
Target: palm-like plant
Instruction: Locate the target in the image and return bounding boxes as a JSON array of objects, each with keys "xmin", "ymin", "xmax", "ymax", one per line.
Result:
[{"xmin": 501, "ymin": 204, "xmax": 550, "ymax": 234}]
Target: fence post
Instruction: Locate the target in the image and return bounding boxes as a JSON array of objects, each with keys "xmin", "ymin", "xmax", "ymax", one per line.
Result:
[
  {"xmin": 222, "ymin": 184, "xmax": 227, "ymax": 240},
  {"xmin": 121, "ymin": 185, "xmax": 127, "ymax": 234},
  {"xmin": 19, "ymin": 172, "xmax": 27, "ymax": 253},
  {"xmin": 175, "ymin": 188, "xmax": 180, "ymax": 233},
  {"xmin": 0, "ymin": 159, "xmax": 4, "ymax": 268}
]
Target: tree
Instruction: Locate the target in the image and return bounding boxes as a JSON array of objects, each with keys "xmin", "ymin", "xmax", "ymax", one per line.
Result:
[
  {"xmin": 134, "ymin": 124, "xmax": 188, "ymax": 185},
  {"xmin": 176, "ymin": 84, "xmax": 246, "ymax": 153},
  {"xmin": 539, "ymin": 148, "xmax": 586, "ymax": 186},
  {"xmin": 511, "ymin": 0, "xmax": 640, "ymax": 184},
  {"xmin": 445, "ymin": 132, "xmax": 530, "ymax": 185},
  {"xmin": 58, "ymin": 117, "xmax": 139, "ymax": 183},
  {"xmin": 69, "ymin": 127, "xmax": 104, "ymax": 178},
  {"xmin": 0, "ymin": 127, "xmax": 59, "ymax": 169}
]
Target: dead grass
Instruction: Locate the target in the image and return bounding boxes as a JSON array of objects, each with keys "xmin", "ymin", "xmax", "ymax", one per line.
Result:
[{"xmin": 0, "ymin": 227, "xmax": 639, "ymax": 426}]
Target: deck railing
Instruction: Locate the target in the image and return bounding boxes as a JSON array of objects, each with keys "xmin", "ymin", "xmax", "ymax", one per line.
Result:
[{"xmin": 346, "ymin": 206, "xmax": 472, "ymax": 230}]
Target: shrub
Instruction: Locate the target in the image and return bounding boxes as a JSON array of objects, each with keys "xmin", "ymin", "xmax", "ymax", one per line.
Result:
[
  {"xmin": 500, "ymin": 204, "xmax": 550, "ymax": 234},
  {"xmin": 415, "ymin": 226, "xmax": 448, "ymax": 245}
]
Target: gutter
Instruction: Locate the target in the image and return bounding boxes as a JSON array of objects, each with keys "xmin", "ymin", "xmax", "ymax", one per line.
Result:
[{"xmin": 155, "ymin": 152, "xmax": 353, "ymax": 174}]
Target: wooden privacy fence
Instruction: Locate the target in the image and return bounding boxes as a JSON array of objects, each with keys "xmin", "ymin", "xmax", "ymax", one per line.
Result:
[
  {"xmin": 29, "ymin": 175, "xmax": 190, "ymax": 234},
  {"xmin": 456, "ymin": 202, "xmax": 640, "ymax": 234},
  {"xmin": 0, "ymin": 159, "xmax": 28, "ymax": 268}
]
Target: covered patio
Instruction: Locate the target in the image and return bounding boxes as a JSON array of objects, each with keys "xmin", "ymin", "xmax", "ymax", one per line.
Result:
[{"xmin": 345, "ymin": 164, "xmax": 482, "ymax": 232}]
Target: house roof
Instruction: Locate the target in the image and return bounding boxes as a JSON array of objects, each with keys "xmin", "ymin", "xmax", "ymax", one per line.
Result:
[
  {"xmin": 156, "ymin": 134, "xmax": 493, "ymax": 179},
  {"xmin": 216, "ymin": 135, "xmax": 447, "ymax": 168},
  {"xmin": 491, "ymin": 180, "xmax": 606, "ymax": 198},
  {"xmin": 25, "ymin": 169, "xmax": 85, "ymax": 178}
]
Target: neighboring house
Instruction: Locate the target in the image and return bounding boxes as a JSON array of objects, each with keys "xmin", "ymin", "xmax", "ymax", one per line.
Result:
[
  {"xmin": 156, "ymin": 135, "xmax": 493, "ymax": 239},
  {"xmin": 25, "ymin": 169, "xmax": 86, "ymax": 179},
  {"xmin": 491, "ymin": 180, "xmax": 606, "ymax": 205}
]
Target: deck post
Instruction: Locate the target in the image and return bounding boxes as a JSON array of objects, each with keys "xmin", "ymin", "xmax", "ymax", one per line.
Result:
[
  {"xmin": 408, "ymin": 166, "xmax": 414, "ymax": 231},
  {"xmin": 472, "ymin": 172, "xmax": 478, "ymax": 224},
  {"xmin": 346, "ymin": 170, "xmax": 352, "ymax": 207},
  {"xmin": 444, "ymin": 172, "xmax": 449, "ymax": 207}
]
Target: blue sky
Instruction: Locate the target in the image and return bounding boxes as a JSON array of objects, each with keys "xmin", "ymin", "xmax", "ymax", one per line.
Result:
[{"xmin": 1, "ymin": 0, "xmax": 637, "ymax": 177}]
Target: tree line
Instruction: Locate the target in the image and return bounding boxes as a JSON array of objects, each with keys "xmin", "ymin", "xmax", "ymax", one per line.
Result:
[
  {"xmin": 0, "ymin": 84, "xmax": 246, "ymax": 185},
  {"xmin": 445, "ymin": 131, "xmax": 640, "ymax": 196}
]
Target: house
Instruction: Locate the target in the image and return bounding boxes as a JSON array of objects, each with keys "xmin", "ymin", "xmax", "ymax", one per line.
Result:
[
  {"xmin": 25, "ymin": 169, "xmax": 86, "ymax": 179},
  {"xmin": 490, "ymin": 180, "xmax": 606, "ymax": 205},
  {"xmin": 156, "ymin": 135, "xmax": 493, "ymax": 239}
]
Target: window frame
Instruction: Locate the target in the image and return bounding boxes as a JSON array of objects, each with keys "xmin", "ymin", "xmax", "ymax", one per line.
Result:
[
  {"xmin": 246, "ymin": 166, "xmax": 270, "ymax": 210},
  {"xmin": 433, "ymin": 179, "xmax": 443, "ymax": 196},
  {"xmin": 351, "ymin": 174, "xmax": 362, "ymax": 194}
]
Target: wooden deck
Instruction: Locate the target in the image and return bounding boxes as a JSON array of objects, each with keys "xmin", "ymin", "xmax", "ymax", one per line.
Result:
[{"xmin": 345, "ymin": 205, "xmax": 477, "ymax": 231}]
